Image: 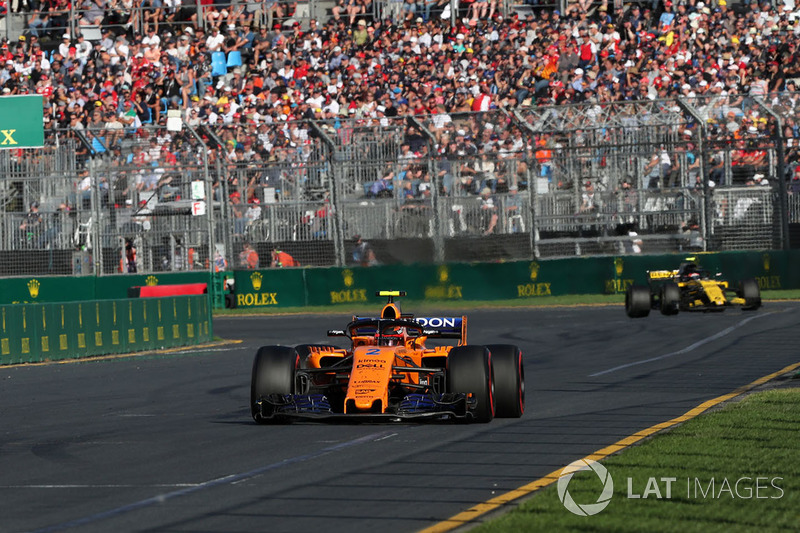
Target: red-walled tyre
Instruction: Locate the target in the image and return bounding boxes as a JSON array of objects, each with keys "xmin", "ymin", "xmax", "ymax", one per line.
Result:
[
  {"xmin": 486, "ymin": 344, "xmax": 524, "ymax": 418},
  {"xmin": 447, "ymin": 345, "xmax": 495, "ymax": 423}
]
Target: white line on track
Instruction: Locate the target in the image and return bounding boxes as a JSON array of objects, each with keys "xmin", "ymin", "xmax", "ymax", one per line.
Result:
[
  {"xmin": 32, "ymin": 430, "xmax": 397, "ymax": 533},
  {"xmin": 168, "ymin": 346, "xmax": 248, "ymax": 355},
  {"xmin": 3, "ymin": 484, "xmax": 201, "ymax": 489},
  {"xmin": 589, "ymin": 312, "xmax": 773, "ymax": 377}
]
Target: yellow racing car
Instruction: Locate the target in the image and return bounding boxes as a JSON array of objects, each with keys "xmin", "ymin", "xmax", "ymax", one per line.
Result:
[{"xmin": 625, "ymin": 258, "xmax": 761, "ymax": 318}]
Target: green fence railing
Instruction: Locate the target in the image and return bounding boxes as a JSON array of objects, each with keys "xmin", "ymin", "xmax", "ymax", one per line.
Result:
[{"xmin": 0, "ymin": 295, "xmax": 211, "ymax": 365}]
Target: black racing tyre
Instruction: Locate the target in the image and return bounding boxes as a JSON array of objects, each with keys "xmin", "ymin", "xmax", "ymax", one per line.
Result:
[
  {"xmin": 446, "ymin": 345, "xmax": 495, "ymax": 423},
  {"xmin": 250, "ymin": 346, "xmax": 299, "ymax": 424},
  {"xmin": 660, "ymin": 282, "xmax": 681, "ymax": 316},
  {"xmin": 485, "ymin": 344, "xmax": 524, "ymax": 418},
  {"xmin": 739, "ymin": 279, "xmax": 761, "ymax": 310},
  {"xmin": 625, "ymin": 285, "xmax": 651, "ymax": 318}
]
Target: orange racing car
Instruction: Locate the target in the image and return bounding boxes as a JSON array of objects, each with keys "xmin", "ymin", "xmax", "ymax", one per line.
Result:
[{"xmin": 251, "ymin": 291, "xmax": 524, "ymax": 423}]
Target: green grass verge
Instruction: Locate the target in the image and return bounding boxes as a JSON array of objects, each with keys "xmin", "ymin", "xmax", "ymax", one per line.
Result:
[
  {"xmin": 213, "ymin": 289, "xmax": 800, "ymax": 316},
  {"xmin": 474, "ymin": 388, "xmax": 800, "ymax": 533}
]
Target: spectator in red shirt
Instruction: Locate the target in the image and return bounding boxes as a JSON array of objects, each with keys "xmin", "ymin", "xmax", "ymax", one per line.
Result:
[
  {"xmin": 239, "ymin": 242, "xmax": 259, "ymax": 269},
  {"xmin": 271, "ymin": 248, "xmax": 299, "ymax": 267}
]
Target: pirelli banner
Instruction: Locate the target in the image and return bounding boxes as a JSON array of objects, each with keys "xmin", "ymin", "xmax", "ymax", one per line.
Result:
[
  {"xmin": 0, "ymin": 95, "xmax": 44, "ymax": 149},
  {"xmin": 0, "ymin": 295, "xmax": 211, "ymax": 365}
]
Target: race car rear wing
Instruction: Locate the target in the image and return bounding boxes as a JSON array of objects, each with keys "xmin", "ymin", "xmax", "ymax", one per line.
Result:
[
  {"xmin": 647, "ymin": 270, "xmax": 679, "ymax": 281},
  {"xmin": 415, "ymin": 316, "xmax": 467, "ymax": 344},
  {"xmin": 329, "ymin": 314, "xmax": 468, "ymax": 345}
]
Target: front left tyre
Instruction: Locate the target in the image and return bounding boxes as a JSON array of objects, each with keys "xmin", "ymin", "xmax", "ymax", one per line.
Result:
[
  {"xmin": 251, "ymin": 346, "xmax": 299, "ymax": 424},
  {"xmin": 446, "ymin": 345, "xmax": 495, "ymax": 423}
]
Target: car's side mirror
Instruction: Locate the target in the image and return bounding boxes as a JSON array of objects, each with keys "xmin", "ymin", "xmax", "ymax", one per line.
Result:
[{"xmin": 327, "ymin": 329, "xmax": 348, "ymax": 337}]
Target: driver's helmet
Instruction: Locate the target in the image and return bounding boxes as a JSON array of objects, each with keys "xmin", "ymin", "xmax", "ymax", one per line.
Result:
[
  {"xmin": 680, "ymin": 262, "xmax": 699, "ymax": 280},
  {"xmin": 378, "ymin": 326, "xmax": 405, "ymax": 346}
]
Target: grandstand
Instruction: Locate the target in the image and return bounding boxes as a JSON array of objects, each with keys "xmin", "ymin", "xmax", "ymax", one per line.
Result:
[{"xmin": 1, "ymin": 0, "xmax": 799, "ymax": 275}]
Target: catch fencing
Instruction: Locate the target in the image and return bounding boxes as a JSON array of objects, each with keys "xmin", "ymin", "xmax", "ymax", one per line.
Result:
[{"xmin": 1, "ymin": 93, "xmax": 798, "ymax": 277}]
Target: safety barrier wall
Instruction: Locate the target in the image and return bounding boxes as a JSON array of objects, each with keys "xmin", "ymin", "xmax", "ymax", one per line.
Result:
[
  {"xmin": 1, "ymin": 272, "xmax": 211, "ymax": 304},
  {"xmin": 0, "ymin": 250, "xmax": 794, "ymax": 312},
  {"xmin": 0, "ymin": 295, "xmax": 212, "ymax": 365},
  {"xmin": 230, "ymin": 250, "xmax": 800, "ymax": 309}
]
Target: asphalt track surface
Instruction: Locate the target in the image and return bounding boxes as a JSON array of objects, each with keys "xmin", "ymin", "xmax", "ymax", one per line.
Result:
[{"xmin": 2, "ymin": 302, "xmax": 800, "ymax": 533}]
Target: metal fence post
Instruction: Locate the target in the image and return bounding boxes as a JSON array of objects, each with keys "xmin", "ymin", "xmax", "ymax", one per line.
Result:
[
  {"xmin": 88, "ymin": 158, "xmax": 102, "ymax": 274},
  {"xmin": 309, "ymin": 121, "xmax": 345, "ymax": 266},
  {"xmin": 214, "ymin": 155, "xmax": 234, "ymax": 266},
  {"xmin": 328, "ymin": 157, "xmax": 346, "ymax": 267},
  {"xmin": 526, "ymin": 162, "xmax": 537, "ymax": 259},
  {"xmin": 755, "ymin": 97, "xmax": 790, "ymax": 250},
  {"xmin": 410, "ymin": 117, "xmax": 443, "ymax": 262},
  {"xmin": 511, "ymin": 109, "xmax": 540, "ymax": 259},
  {"xmin": 185, "ymin": 124, "xmax": 215, "ymax": 273},
  {"xmin": 197, "ymin": 0, "xmax": 206, "ymax": 32},
  {"xmin": 677, "ymin": 97, "xmax": 709, "ymax": 251}
]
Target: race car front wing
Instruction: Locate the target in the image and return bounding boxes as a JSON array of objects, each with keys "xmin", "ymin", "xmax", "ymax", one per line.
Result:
[{"xmin": 254, "ymin": 392, "xmax": 474, "ymax": 421}]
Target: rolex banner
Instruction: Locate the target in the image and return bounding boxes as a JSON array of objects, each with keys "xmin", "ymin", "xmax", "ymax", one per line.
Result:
[{"xmin": 0, "ymin": 95, "xmax": 44, "ymax": 149}]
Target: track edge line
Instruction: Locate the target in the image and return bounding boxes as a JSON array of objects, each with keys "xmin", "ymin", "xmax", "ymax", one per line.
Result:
[{"xmin": 419, "ymin": 360, "xmax": 800, "ymax": 533}]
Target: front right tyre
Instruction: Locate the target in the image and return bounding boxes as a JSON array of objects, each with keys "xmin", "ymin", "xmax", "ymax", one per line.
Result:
[
  {"xmin": 660, "ymin": 282, "xmax": 681, "ymax": 316},
  {"xmin": 739, "ymin": 278, "xmax": 761, "ymax": 310},
  {"xmin": 251, "ymin": 346, "xmax": 299, "ymax": 424}
]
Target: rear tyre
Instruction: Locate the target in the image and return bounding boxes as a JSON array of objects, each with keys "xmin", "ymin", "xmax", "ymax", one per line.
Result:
[
  {"xmin": 447, "ymin": 345, "xmax": 495, "ymax": 423},
  {"xmin": 486, "ymin": 344, "xmax": 524, "ymax": 418},
  {"xmin": 739, "ymin": 279, "xmax": 761, "ymax": 310},
  {"xmin": 625, "ymin": 285, "xmax": 651, "ymax": 318},
  {"xmin": 660, "ymin": 282, "xmax": 681, "ymax": 316},
  {"xmin": 251, "ymin": 346, "xmax": 299, "ymax": 424}
]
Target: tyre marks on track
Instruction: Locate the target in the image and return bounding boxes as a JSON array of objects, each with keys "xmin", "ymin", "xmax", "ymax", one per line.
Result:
[
  {"xmin": 589, "ymin": 312, "xmax": 775, "ymax": 377},
  {"xmin": 33, "ymin": 430, "xmax": 397, "ymax": 533}
]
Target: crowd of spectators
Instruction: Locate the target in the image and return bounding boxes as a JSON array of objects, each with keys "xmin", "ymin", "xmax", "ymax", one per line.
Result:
[
  {"xmin": 2, "ymin": 1, "xmax": 798, "ymax": 128},
  {"xmin": 2, "ymin": 0, "xmax": 800, "ymax": 215}
]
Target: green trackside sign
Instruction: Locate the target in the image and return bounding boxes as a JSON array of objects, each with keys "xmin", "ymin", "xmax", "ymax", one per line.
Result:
[{"xmin": 0, "ymin": 95, "xmax": 44, "ymax": 148}]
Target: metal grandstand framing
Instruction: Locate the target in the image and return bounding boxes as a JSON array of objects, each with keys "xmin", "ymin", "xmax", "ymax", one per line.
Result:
[{"xmin": 1, "ymin": 93, "xmax": 797, "ymax": 276}]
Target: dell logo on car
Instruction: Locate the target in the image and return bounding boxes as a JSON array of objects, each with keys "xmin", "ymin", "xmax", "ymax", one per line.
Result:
[{"xmin": 417, "ymin": 317, "xmax": 456, "ymax": 328}]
